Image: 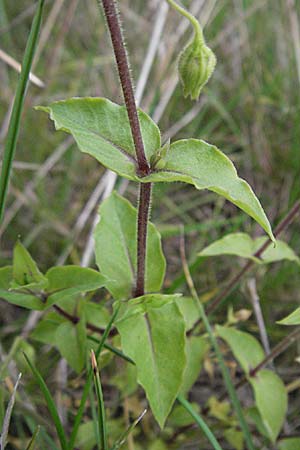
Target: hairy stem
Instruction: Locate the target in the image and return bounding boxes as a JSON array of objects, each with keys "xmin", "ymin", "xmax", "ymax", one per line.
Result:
[
  {"xmin": 135, "ymin": 182, "xmax": 152, "ymax": 296},
  {"xmin": 100, "ymin": 0, "xmax": 152, "ymax": 297},
  {"xmin": 100, "ymin": 0, "xmax": 150, "ymax": 176}
]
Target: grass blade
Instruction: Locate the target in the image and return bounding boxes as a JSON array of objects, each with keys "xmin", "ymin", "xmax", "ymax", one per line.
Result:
[
  {"xmin": 0, "ymin": 373, "xmax": 22, "ymax": 450},
  {"xmin": 23, "ymin": 353, "xmax": 68, "ymax": 450},
  {"xmin": 91, "ymin": 350, "xmax": 108, "ymax": 450},
  {"xmin": 110, "ymin": 409, "xmax": 147, "ymax": 450},
  {"xmin": 177, "ymin": 395, "xmax": 222, "ymax": 450},
  {"xmin": 0, "ymin": 0, "xmax": 45, "ymax": 222},
  {"xmin": 25, "ymin": 426, "xmax": 40, "ymax": 450},
  {"xmin": 68, "ymin": 304, "xmax": 120, "ymax": 450}
]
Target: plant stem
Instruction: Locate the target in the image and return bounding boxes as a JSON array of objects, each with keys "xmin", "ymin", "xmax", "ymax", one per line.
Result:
[
  {"xmin": 166, "ymin": 0, "xmax": 204, "ymax": 42},
  {"xmin": 189, "ymin": 199, "xmax": 300, "ymax": 334},
  {"xmin": 91, "ymin": 350, "xmax": 108, "ymax": 450},
  {"xmin": 180, "ymin": 233, "xmax": 255, "ymax": 450},
  {"xmin": 100, "ymin": 0, "xmax": 150, "ymax": 177},
  {"xmin": 135, "ymin": 182, "xmax": 152, "ymax": 296},
  {"xmin": 100, "ymin": 0, "xmax": 152, "ymax": 297}
]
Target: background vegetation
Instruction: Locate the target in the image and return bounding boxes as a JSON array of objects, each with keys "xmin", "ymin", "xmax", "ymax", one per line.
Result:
[{"xmin": 0, "ymin": 0, "xmax": 300, "ymax": 449}]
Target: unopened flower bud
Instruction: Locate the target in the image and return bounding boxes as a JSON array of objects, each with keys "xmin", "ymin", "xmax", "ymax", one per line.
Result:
[
  {"xmin": 179, "ymin": 37, "xmax": 216, "ymax": 100},
  {"xmin": 167, "ymin": 0, "xmax": 216, "ymax": 100}
]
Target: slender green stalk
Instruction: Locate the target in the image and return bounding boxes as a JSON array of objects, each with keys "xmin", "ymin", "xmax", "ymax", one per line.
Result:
[
  {"xmin": 68, "ymin": 305, "xmax": 120, "ymax": 449},
  {"xmin": 87, "ymin": 335, "xmax": 134, "ymax": 364},
  {"xmin": 177, "ymin": 395, "xmax": 222, "ymax": 450},
  {"xmin": 91, "ymin": 350, "xmax": 108, "ymax": 450},
  {"xmin": 166, "ymin": 0, "xmax": 204, "ymax": 41},
  {"xmin": 0, "ymin": 0, "xmax": 45, "ymax": 222},
  {"xmin": 180, "ymin": 234, "xmax": 255, "ymax": 450},
  {"xmin": 23, "ymin": 354, "xmax": 68, "ymax": 450}
]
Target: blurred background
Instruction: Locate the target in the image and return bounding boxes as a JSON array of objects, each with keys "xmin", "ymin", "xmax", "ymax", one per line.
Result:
[{"xmin": 0, "ymin": 0, "xmax": 300, "ymax": 448}]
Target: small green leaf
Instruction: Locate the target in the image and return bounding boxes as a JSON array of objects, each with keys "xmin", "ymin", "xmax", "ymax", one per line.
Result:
[
  {"xmin": 278, "ymin": 438, "xmax": 300, "ymax": 450},
  {"xmin": 94, "ymin": 192, "xmax": 166, "ymax": 300},
  {"xmin": 145, "ymin": 139, "xmax": 274, "ymax": 241},
  {"xmin": 30, "ymin": 312, "xmax": 65, "ymax": 344},
  {"xmin": 55, "ymin": 308, "xmax": 86, "ymax": 373},
  {"xmin": 199, "ymin": 232, "xmax": 299, "ymax": 264},
  {"xmin": 168, "ymin": 402, "xmax": 200, "ymax": 427},
  {"xmin": 277, "ymin": 307, "xmax": 300, "ymax": 326},
  {"xmin": 216, "ymin": 325, "xmax": 265, "ymax": 373},
  {"xmin": 0, "ymin": 290, "xmax": 45, "ymax": 310},
  {"xmin": 36, "ymin": 98, "xmax": 161, "ymax": 180},
  {"xmin": 179, "ymin": 336, "xmax": 209, "ymax": 396},
  {"xmin": 115, "ymin": 294, "xmax": 186, "ymax": 428},
  {"xmin": 250, "ymin": 369, "xmax": 287, "ymax": 443},
  {"xmin": 45, "ymin": 266, "xmax": 107, "ymax": 308},
  {"xmin": 12, "ymin": 241, "xmax": 48, "ymax": 290},
  {"xmin": 224, "ymin": 428, "xmax": 244, "ymax": 450},
  {"xmin": 0, "ymin": 266, "xmax": 44, "ymax": 310}
]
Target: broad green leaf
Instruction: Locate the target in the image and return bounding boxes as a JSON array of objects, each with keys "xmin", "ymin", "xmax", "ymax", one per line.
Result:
[
  {"xmin": 12, "ymin": 241, "xmax": 48, "ymax": 290},
  {"xmin": 0, "ymin": 266, "xmax": 12, "ymax": 288},
  {"xmin": 199, "ymin": 232, "xmax": 299, "ymax": 264},
  {"xmin": 36, "ymin": 98, "xmax": 161, "ymax": 180},
  {"xmin": 277, "ymin": 307, "xmax": 300, "ymax": 326},
  {"xmin": 115, "ymin": 294, "xmax": 186, "ymax": 428},
  {"xmin": 278, "ymin": 438, "xmax": 300, "ymax": 450},
  {"xmin": 45, "ymin": 266, "xmax": 107, "ymax": 308},
  {"xmin": 247, "ymin": 406, "xmax": 270, "ymax": 439},
  {"xmin": 94, "ymin": 192, "xmax": 166, "ymax": 300},
  {"xmin": 55, "ymin": 305, "xmax": 86, "ymax": 373},
  {"xmin": 250, "ymin": 369, "xmax": 287, "ymax": 443},
  {"xmin": 31, "ymin": 312, "xmax": 66, "ymax": 344},
  {"xmin": 176, "ymin": 296, "xmax": 201, "ymax": 331},
  {"xmin": 180, "ymin": 336, "xmax": 209, "ymax": 396},
  {"xmin": 216, "ymin": 326, "xmax": 264, "ymax": 373},
  {"xmin": 144, "ymin": 140, "xmax": 274, "ymax": 241},
  {"xmin": 85, "ymin": 302, "xmax": 110, "ymax": 329}
]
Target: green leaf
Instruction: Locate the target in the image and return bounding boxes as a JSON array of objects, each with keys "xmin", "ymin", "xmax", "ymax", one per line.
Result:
[
  {"xmin": 199, "ymin": 232, "xmax": 299, "ymax": 264},
  {"xmin": 0, "ymin": 266, "xmax": 45, "ymax": 310},
  {"xmin": 145, "ymin": 139, "xmax": 274, "ymax": 241},
  {"xmin": 250, "ymin": 369, "xmax": 287, "ymax": 443},
  {"xmin": 30, "ymin": 312, "xmax": 66, "ymax": 344},
  {"xmin": 168, "ymin": 402, "xmax": 201, "ymax": 427},
  {"xmin": 277, "ymin": 307, "xmax": 300, "ymax": 326},
  {"xmin": 55, "ymin": 301, "xmax": 86, "ymax": 373},
  {"xmin": 278, "ymin": 438, "xmax": 300, "ymax": 450},
  {"xmin": 216, "ymin": 326, "xmax": 265, "ymax": 373},
  {"xmin": 12, "ymin": 241, "xmax": 48, "ymax": 290},
  {"xmin": 218, "ymin": 327, "xmax": 287, "ymax": 443},
  {"xmin": 74, "ymin": 422, "xmax": 96, "ymax": 450},
  {"xmin": 179, "ymin": 336, "xmax": 209, "ymax": 396},
  {"xmin": 45, "ymin": 266, "xmax": 107, "ymax": 308},
  {"xmin": 36, "ymin": 98, "xmax": 161, "ymax": 180},
  {"xmin": 0, "ymin": 289, "xmax": 45, "ymax": 310},
  {"xmin": 115, "ymin": 294, "xmax": 186, "ymax": 428},
  {"xmin": 224, "ymin": 428, "xmax": 244, "ymax": 450},
  {"xmin": 94, "ymin": 192, "xmax": 166, "ymax": 300},
  {"xmin": 176, "ymin": 296, "xmax": 201, "ymax": 331}
]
